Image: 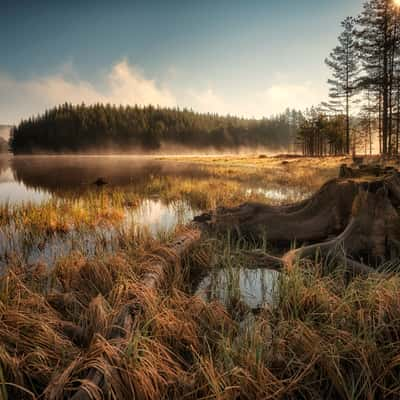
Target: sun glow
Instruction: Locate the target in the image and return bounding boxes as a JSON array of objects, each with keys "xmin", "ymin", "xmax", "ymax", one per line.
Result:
[{"xmin": 394, "ymin": 0, "xmax": 400, "ymax": 7}]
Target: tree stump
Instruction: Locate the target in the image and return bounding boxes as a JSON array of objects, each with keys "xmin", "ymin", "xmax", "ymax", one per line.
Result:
[{"xmin": 194, "ymin": 165, "xmax": 400, "ymax": 270}]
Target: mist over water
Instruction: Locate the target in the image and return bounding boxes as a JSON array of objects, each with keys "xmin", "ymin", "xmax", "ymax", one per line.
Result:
[
  {"xmin": 0, "ymin": 154, "xmax": 307, "ymax": 208},
  {"xmin": 0, "ymin": 154, "xmax": 314, "ymax": 269}
]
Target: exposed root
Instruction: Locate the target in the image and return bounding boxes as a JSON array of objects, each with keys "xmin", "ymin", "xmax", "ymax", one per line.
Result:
[{"xmin": 195, "ymin": 165, "xmax": 400, "ymax": 274}]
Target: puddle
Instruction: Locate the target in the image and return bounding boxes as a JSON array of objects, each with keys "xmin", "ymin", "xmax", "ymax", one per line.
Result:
[
  {"xmin": 127, "ymin": 199, "xmax": 196, "ymax": 234},
  {"xmin": 246, "ymin": 187, "xmax": 311, "ymax": 203},
  {"xmin": 196, "ymin": 268, "xmax": 279, "ymax": 309}
]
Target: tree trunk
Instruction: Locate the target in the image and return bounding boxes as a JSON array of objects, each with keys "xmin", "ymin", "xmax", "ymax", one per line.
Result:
[{"xmin": 195, "ymin": 165, "xmax": 400, "ymax": 269}]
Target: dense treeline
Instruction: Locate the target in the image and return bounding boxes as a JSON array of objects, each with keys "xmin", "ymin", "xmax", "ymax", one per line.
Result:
[
  {"xmin": 296, "ymin": 111, "xmax": 348, "ymax": 157},
  {"xmin": 298, "ymin": 0, "xmax": 400, "ymax": 156},
  {"xmin": 10, "ymin": 104, "xmax": 301, "ymax": 154}
]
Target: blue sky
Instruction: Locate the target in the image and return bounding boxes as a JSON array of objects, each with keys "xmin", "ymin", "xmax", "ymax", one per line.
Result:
[{"xmin": 0, "ymin": 0, "xmax": 364, "ymax": 124}]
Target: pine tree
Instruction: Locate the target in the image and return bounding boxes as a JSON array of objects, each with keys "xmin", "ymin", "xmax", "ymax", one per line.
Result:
[
  {"xmin": 356, "ymin": 0, "xmax": 398, "ymax": 154},
  {"xmin": 325, "ymin": 17, "xmax": 359, "ymax": 154}
]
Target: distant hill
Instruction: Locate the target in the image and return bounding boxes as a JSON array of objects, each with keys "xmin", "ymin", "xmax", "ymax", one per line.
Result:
[{"xmin": 0, "ymin": 125, "xmax": 12, "ymax": 140}]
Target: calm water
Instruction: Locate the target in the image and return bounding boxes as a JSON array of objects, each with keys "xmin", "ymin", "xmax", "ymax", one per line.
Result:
[
  {"xmin": 0, "ymin": 156, "xmax": 208, "ymax": 231},
  {"xmin": 0, "ymin": 155, "xmax": 310, "ymax": 228},
  {"xmin": 0, "ymin": 155, "xmax": 207, "ymax": 203},
  {"xmin": 196, "ymin": 268, "xmax": 279, "ymax": 309},
  {"xmin": 0, "ymin": 155, "xmax": 304, "ymax": 300}
]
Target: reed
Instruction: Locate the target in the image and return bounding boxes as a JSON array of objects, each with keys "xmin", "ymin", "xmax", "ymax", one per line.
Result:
[
  {"xmin": 0, "ymin": 229, "xmax": 399, "ymax": 399},
  {"xmin": 1, "ymin": 156, "xmax": 399, "ymax": 399}
]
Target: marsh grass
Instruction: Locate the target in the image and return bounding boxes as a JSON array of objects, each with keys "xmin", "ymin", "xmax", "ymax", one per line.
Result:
[
  {"xmin": 0, "ymin": 227, "xmax": 399, "ymax": 399},
  {"xmin": 1, "ymin": 155, "xmax": 398, "ymax": 399},
  {"xmin": 0, "ymin": 157, "xmax": 329, "ymax": 270}
]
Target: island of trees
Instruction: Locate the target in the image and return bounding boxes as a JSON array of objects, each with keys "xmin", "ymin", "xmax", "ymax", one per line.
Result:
[{"xmin": 9, "ymin": 104, "xmax": 302, "ymax": 154}]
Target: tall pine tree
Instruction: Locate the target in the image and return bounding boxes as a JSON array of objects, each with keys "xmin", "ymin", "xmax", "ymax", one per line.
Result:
[
  {"xmin": 325, "ymin": 17, "xmax": 359, "ymax": 154},
  {"xmin": 356, "ymin": 0, "xmax": 399, "ymax": 154}
]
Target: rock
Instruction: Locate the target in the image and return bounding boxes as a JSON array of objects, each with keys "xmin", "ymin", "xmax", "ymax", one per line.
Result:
[{"xmin": 93, "ymin": 177, "xmax": 108, "ymax": 186}]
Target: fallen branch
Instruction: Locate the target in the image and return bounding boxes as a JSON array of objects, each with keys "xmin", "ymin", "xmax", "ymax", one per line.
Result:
[{"xmin": 70, "ymin": 227, "xmax": 202, "ymax": 400}]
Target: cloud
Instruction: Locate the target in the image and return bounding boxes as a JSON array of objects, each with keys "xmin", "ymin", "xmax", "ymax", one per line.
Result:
[
  {"xmin": 107, "ymin": 61, "xmax": 176, "ymax": 107},
  {"xmin": 254, "ymin": 82, "xmax": 327, "ymax": 115},
  {"xmin": 0, "ymin": 60, "xmax": 176, "ymax": 124},
  {"xmin": 187, "ymin": 88, "xmax": 228, "ymax": 114},
  {"xmin": 185, "ymin": 81, "xmax": 327, "ymax": 119},
  {"xmin": 0, "ymin": 59, "xmax": 328, "ymax": 124}
]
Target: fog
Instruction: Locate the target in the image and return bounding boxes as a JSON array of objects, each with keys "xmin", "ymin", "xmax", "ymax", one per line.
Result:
[
  {"xmin": 10, "ymin": 142, "xmax": 293, "ymax": 157},
  {"xmin": 0, "ymin": 125, "xmax": 11, "ymax": 140}
]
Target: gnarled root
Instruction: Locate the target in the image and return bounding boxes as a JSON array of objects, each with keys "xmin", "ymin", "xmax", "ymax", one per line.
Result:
[{"xmin": 195, "ymin": 165, "xmax": 400, "ymax": 274}]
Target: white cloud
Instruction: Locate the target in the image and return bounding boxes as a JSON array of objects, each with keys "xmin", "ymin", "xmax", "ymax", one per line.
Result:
[
  {"xmin": 187, "ymin": 88, "xmax": 228, "ymax": 114},
  {"xmin": 185, "ymin": 81, "xmax": 327, "ymax": 119},
  {"xmin": 107, "ymin": 61, "xmax": 176, "ymax": 107},
  {"xmin": 0, "ymin": 59, "xmax": 328, "ymax": 124},
  {"xmin": 0, "ymin": 60, "xmax": 176, "ymax": 124},
  {"xmin": 254, "ymin": 82, "xmax": 327, "ymax": 115}
]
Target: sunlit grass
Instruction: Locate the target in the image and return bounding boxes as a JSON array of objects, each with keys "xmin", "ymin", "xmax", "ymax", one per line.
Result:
[
  {"xmin": 0, "ymin": 192, "xmax": 127, "ymax": 232},
  {"xmin": 1, "ymin": 232, "xmax": 400, "ymax": 399},
  {"xmin": 2, "ymin": 155, "xmax": 396, "ymax": 398}
]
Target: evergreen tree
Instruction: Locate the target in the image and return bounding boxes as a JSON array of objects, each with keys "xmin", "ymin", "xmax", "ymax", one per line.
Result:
[
  {"xmin": 356, "ymin": 0, "xmax": 399, "ymax": 154},
  {"xmin": 325, "ymin": 17, "xmax": 359, "ymax": 154},
  {"xmin": 10, "ymin": 104, "xmax": 298, "ymax": 154}
]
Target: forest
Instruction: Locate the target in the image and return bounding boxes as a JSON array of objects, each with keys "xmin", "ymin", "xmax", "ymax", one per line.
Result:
[
  {"xmin": 9, "ymin": 104, "xmax": 301, "ymax": 154},
  {"xmin": 298, "ymin": 0, "xmax": 400, "ymax": 156}
]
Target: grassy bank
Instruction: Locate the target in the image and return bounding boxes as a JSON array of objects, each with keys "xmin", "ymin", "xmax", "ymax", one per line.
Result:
[
  {"xmin": 1, "ymin": 155, "xmax": 399, "ymax": 399},
  {"xmin": 1, "ymin": 231, "xmax": 400, "ymax": 399}
]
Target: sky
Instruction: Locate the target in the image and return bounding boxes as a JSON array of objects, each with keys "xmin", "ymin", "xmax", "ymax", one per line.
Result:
[{"xmin": 0, "ymin": 0, "xmax": 364, "ymax": 125}]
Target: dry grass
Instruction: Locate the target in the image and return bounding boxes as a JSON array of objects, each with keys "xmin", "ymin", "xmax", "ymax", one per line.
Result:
[
  {"xmin": 0, "ymin": 232, "xmax": 400, "ymax": 399},
  {"xmin": 0, "ymin": 193, "xmax": 127, "ymax": 232},
  {"xmin": 1, "ymin": 155, "xmax": 398, "ymax": 399},
  {"xmin": 0, "ymin": 156, "xmax": 340, "ymax": 270}
]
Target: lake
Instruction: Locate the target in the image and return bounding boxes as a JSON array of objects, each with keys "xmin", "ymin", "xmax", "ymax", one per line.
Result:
[
  {"xmin": 0, "ymin": 155, "xmax": 320, "ymax": 306},
  {"xmin": 0, "ymin": 155, "xmax": 313, "ymax": 231}
]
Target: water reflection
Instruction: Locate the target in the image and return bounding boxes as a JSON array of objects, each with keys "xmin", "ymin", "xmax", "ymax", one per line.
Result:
[
  {"xmin": 128, "ymin": 199, "xmax": 196, "ymax": 234},
  {"xmin": 0, "ymin": 170, "xmax": 51, "ymax": 204},
  {"xmin": 196, "ymin": 268, "xmax": 279, "ymax": 309},
  {"xmin": 0, "ymin": 224, "xmax": 121, "ymax": 267},
  {"xmin": 9, "ymin": 156, "xmax": 209, "ymax": 195},
  {"xmin": 0, "ymin": 156, "xmax": 310, "ymax": 209},
  {"xmin": 0, "ymin": 156, "xmax": 316, "ymax": 242},
  {"xmin": 246, "ymin": 187, "xmax": 311, "ymax": 203},
  {"xmin": 0, "ymin": 156, "xmax": 310, "ymax": 273}
]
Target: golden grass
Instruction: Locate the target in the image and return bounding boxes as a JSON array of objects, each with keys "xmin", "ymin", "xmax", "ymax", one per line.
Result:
[
  {"xmin": 0, "ymin": 193, "xmax": 127, "ymax": 233},
  {"xmin": 0, "ymin": 232, "xmax": 400, "ymax": 399},
  {"xmin": 1, "ymin": 155, "xmax": 398, "ymax": 399}
]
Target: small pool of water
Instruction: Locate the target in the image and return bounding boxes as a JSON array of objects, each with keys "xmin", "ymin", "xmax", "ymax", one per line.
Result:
[
  {"xmin": 246, "ymin": 187, "xmax": 311, "ymax": 203},
  {"xmin": 196, "ymin": 268, "xmax": 279, "ymax": 309},
  {"xmin": 128, "ymin": 199, "xmax": 196, "ymax": 234}
]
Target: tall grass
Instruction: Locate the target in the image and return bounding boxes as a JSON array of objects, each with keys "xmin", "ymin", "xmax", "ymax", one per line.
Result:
[
  {"xmin": 1, "ymin": 156, "xmax": 397, "ymax": 399},
  {"xmin": 1, "ymin": 230, "xmax": 400, "ymax": 399}
]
